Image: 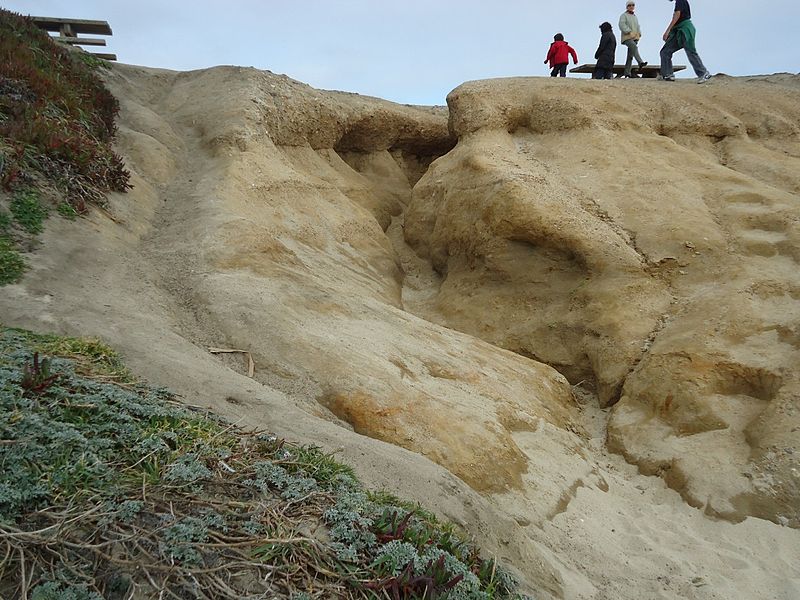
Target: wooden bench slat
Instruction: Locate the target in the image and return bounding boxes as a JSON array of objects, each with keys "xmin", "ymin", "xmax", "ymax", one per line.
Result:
[
  {"xmin": 52, "ymin": 36, "xmax": 107, "ymax": 47},
  {"xmin": 30, "ymin": 16, "xmax": 112, "ymax": 36},
  {"xmin": 570, "ymin": 64, "xmax": 686, "ymax": 78},
  {"xmin": 90, "ymin": 53, "xmax": 117, "ymax": 61}
]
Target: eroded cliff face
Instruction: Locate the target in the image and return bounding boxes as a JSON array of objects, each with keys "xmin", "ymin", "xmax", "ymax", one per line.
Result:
[
  {"xmin": 104, "ymin": 66, "xmax": 583, "ymax": 499},
  {"xmin": 3, "ymin": 65, "xmax": 799, "ymax": 599},
  {"xmin": 404, "ymin": 76, "xmax": 800, "ymax": 526},
  {"xmin": 86, "ymin": 66, "xmax": 800, "ymax": 527}
]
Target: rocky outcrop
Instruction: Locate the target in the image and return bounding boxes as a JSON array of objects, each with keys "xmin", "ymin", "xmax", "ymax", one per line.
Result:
[
  {"xmin": 95, "ymin": 67, "xmax": 800, "ymax": 528},
  {"xmin": 102, "ymin": 66, "xmax": 581, "ymax": 499},
  {"xmin": 404, "ymin": 76, "xmax": 800, "ymax": 526}
]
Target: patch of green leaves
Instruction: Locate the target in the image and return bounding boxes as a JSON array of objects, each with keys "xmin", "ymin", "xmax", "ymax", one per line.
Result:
[
  {"xmin": 57, "ymin": 201, "xmax": 78, "ymax": 220},
  {"xmin": 0, "ymin": 330, "xmax": 229, "ymax": 519},
  {"xmin": 3, "ymin": 327, "xmax": 131, "ymax": 381},
  {"xmin": 0, "ymin": 236, "xmax": 25, "ymax": 284},
  {"xmin": 73, "ymin": 52, "xmax": 111, "ymax": 72},
  {"xmin": 0, "ymin": 9, "xmax": 130, "ymax": 209},
  {"xmin": 284, "ymin": 443, "xmax": 358, "ymax": 485},
  {"xmin": 160, "ymin": 516, "xmax": 210, "ymax": 566},
  {"xmin": 10, "ymin": 188, "xmax": 48, "ymax": 234},
  {"xmin": 30, "ymin": 581, "xmax": 102, "ymax": 600}
]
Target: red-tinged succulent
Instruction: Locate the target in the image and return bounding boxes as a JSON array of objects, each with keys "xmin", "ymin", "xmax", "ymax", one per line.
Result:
[{"xmin": 0, "ymin": 9, "xmax": 130, "ymax": 211}]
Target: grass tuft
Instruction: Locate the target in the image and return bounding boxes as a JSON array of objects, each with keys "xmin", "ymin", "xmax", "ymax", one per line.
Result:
[
  {"xmin": 10, "ymin": 188, "xmax": 48, "ymax": 234},
  {"xmin": 0, "ymin": 237, "xmax": 25, "ymax": 284},
  {"xmin": 56, "ymin": 201, "xmax": 78, "ymax": 220},
  {"xmin": 12, "ymin": 328, "xmax": 133, "ymax": 381}
]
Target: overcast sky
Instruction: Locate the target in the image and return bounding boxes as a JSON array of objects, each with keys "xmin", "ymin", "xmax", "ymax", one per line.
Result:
[{"xmin": 5, "ymin": 1, "xmax": 800, "ymax": 105}]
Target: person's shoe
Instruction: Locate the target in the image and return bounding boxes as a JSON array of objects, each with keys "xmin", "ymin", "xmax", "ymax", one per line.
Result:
[
  {"xmin": 697, "ymin": 72, "xmax": 712, "ymax": 84},
  {"xmin": 661, "ymin": 75, "xmax": 675, "ymax": 82},
  {"xmin": 639, "ymin": 61, "xmax": 648, "ymax": 69}
]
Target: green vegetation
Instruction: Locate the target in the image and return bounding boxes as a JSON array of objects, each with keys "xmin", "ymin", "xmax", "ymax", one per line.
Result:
[
  {"xmin": 0, "ymin": 209, "xmax": 9, "ymax": 234},
  {"xmin": 73, "ymin": 51, "xmax": 113, "ymax": 72},
  {"xmin": 9, "ymin": 188, "xmax": 48, "ymax": 234},
  {"xmin": 0, "ymin": 237, "xmax": 24, "ymax": 284},
  {"xmin": 8, "ymin": 327, "xmax": 132, "ymax": 382},
  {"xmin": 0, "ymin": 327, "xmax": 530, "ymax": 599},
  {"xmin": 57, "ymin": 201, "xmax": 79, "ymax": 220},
  {"xmin": 0, "ymin": 9, "xmax": 130, "ymax": 208},
  {"xmin": 0, "ymin": 206, "xmax": 24, "ymax": 283},
  {"xmin": 0, "ymin": 8, "xmax": 132, "ymax": 285}
]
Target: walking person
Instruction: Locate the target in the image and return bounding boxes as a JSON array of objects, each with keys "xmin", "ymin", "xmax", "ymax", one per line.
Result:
[
  {"xmin": 619, "ymin": 1, "xmax": 647, "ymax": 77},
  {"xmin": 544, "ymin": 33, "xmax": 578, "ymax": 77},
  {"xmin": 593, "ymin": 22, "xmax": 617, "ymax": 80},
  {"xmin": 660, "ymin": 0, "xmax": 712, "ymax": 83}
]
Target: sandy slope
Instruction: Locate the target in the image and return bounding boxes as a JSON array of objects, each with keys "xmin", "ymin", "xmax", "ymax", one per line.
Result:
[{"xmin": 0, "ymin": 65, "xmax": 798, "ymax": 599}]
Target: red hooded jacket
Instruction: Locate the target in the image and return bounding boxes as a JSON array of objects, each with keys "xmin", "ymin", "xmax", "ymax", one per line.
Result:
[{"xmin": 545, "ymin": 40, "xmax": 578, "ymax": 66}]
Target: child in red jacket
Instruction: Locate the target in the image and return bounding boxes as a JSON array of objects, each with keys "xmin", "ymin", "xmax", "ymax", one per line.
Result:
[{"xmin": 545, "ymin": 33, "xmax": 579, "ymax": 77}]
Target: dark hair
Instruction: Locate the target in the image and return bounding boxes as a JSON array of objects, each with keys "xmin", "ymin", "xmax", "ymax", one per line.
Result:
[
  {"xmin": 599, "ymin": 21, "xmax": 613, "ymax": 32},
  {"xmin": 554, "ymin": 33, "xmax": 564, "ymax": 42}
]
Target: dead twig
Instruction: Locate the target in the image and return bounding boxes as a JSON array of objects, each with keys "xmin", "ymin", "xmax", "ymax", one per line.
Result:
[{"xmin": 207, "ymin": 347, "xmax": 256, "ymax": 378}]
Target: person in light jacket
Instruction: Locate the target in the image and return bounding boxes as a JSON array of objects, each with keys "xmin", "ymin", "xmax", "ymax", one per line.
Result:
[
  {"xmin": 618, "ymin": 1, "xmax": 647, "ymax": 77},
  {"xmin": 593, "ymin": 22, "xmax": 617, "ymax": 80}
]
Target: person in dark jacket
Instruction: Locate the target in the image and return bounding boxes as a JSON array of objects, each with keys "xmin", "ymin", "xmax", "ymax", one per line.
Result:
[
  {"xmin": 544, "ymin": 33, "xmax": 579, "ymax": 77},
  {"xmin": 593, "ymin": 22, "xmax": 617, "ymax": 80}
]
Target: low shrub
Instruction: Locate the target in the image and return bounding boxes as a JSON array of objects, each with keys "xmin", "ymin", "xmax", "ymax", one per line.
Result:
[
  {"xmin": 0, "ymin": 9, "xmax": 132, "ymax": 285},
  {"xmin": 0, "ymin": 9, "xmax": 130, "ymax": 211},
  {"xmin": 0, "ymin": 327, "xmax": 531, "ymax": 599}
]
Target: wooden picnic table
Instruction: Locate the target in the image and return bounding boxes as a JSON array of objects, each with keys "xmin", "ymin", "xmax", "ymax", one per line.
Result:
[
  {"xmin": 570, "ymin": 64, "xmax": 686, "ymax": 78},
  {"xmin": 30, "ymin": 16, "xmax": 116, "ymax": 61}
]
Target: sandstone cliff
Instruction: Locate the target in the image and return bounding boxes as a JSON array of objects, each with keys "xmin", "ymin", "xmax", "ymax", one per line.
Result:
[
  {"xmin": 405, "ymin": 75, "xmax": 800, "ymax": 528},
  {"xmin": 1, "ymin": 66, "xmax": 798, "ymax": 599}
]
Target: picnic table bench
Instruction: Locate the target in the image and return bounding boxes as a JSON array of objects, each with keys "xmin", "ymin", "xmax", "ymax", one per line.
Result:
[
  {"xmin": 30, "ymin": 16, "xmax": 116, "ymax": 61},
  {"xmin": 570, "ymin": 64, "xmax": 686, "ymax": 78}
]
